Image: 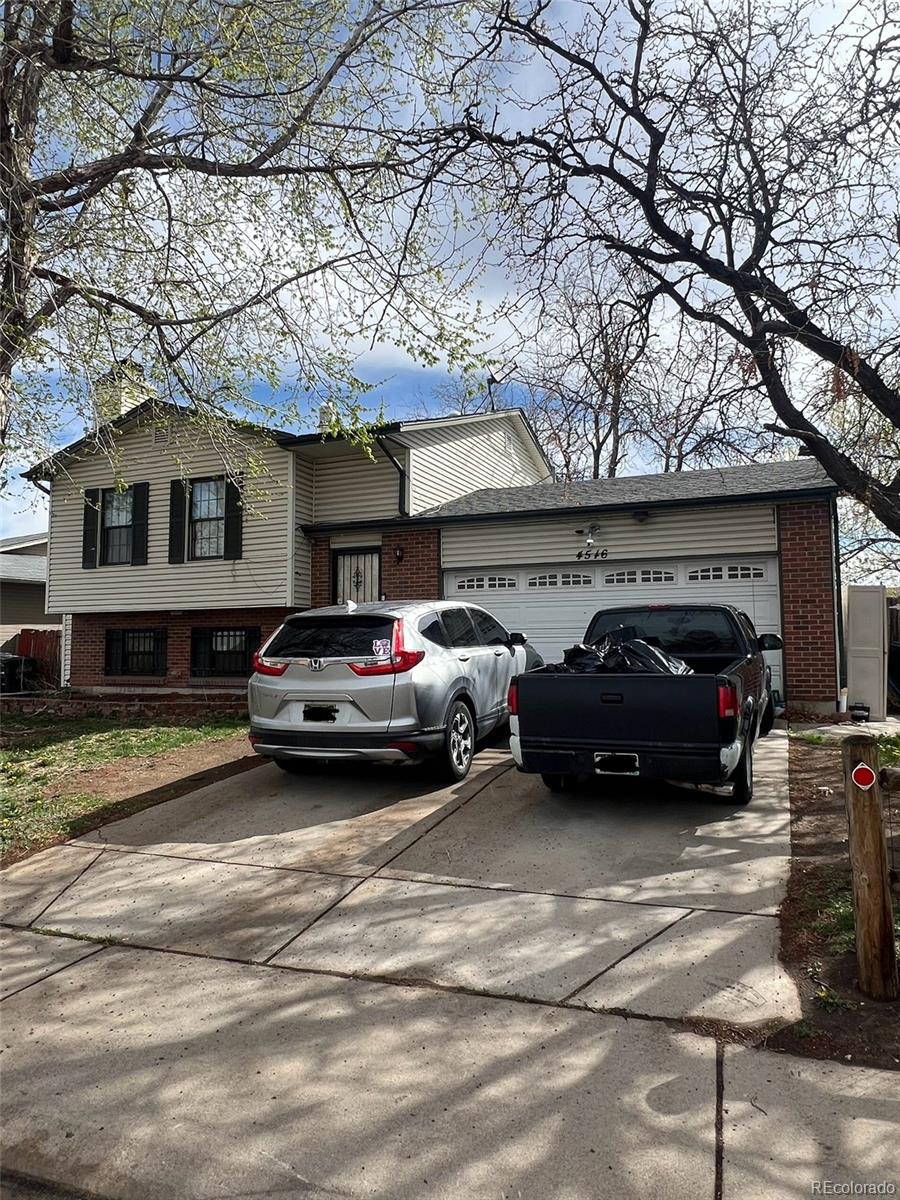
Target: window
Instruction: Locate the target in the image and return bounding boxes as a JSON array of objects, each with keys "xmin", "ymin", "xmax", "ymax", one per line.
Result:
[
  {"xmin": 687, "ymin": 566, "xmax": 725, "ymax": 582},
  {"xmin": 585, "ymin": 607, "xmax": 741, "ymax": 657},
  {"xmin": 727, "ymin": 564, "xmax": 765, "ymax": 580},
  {"xmin": 527, "ymin": 572, "xmax": 592, "ymax": 588},
  {"xmin": 100, "ymin": 488, "xmax": 133, "ymax": 565},
  {"xmin": 471, "ymin": 609, "xmax": 509, "ymax": 645},
  {"xmin": 604, "ymin": 569, "xmax": 638, "ymax": 585},
  {"xmin": 441, "ymin": 607, "xmax": 479, "ymax": 647},
  {"xmin": 105, "ymin": 629, "xmax": 167, "ymax": 676},
  {"xmin": 640, "ymin": 568, "xmax": 676, "ymax": 584},
  {"xmin": 687, "ymin": 563, "xmax": 766, "ymax": 582},
  {"xmin": 419, "ymin": 614, "xmax": 450, "ymax": 647},
  {"xmin": 191, "ymin": 627, "xmax": 260, "ymax": 677},
  {"xmin": 456, "ymin": 575, "xmax": 516, "ymax": 591},
  {"xmin": 189, "ymin": 478, "xmax": 226, "ymax": 559},
  {"xmin": 264, "ymin": 615, "xmax": 395, "ymax": 659}
]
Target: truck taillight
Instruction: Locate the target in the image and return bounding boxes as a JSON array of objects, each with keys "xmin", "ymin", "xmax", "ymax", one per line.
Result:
[
  {"xmin": 348, "ymin": 620, "xmax": 425, "ymax": 676},
  {"xmin": 507, "ymin": 680, "xmax": 518, "ymax": 716},
  {"xmin": 252, "ymin": 647, "xmax": 288, "ymax": 676},
  {"xmin": 717, "ymin": 682, "xmax": 738, "ymax": 719}
]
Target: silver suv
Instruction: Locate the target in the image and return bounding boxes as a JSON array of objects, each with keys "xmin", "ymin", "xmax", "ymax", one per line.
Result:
[{"xmin": 248, "ymin": 601, "xmax": 541, "ymax": 780}]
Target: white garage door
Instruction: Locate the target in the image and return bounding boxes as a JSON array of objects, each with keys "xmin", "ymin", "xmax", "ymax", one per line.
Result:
[{"xmin": 443, "ymin": 556, "xmax": 783, "ymax": 694}]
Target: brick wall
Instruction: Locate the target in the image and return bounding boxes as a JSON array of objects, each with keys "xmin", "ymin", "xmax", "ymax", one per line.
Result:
[
  {"xmin": 778, "ymin": 499, "xmax": 838, "ymax": 706},
  {"xmin": 310, "ymin": 530, "xmax": 442, "ymax": 604},
  {"xmin": 69, "ymin": 607, "xmax": 290, "ymax": 690},
  {"xmin": 310, "ymin": 538, "xmax": 331, "ymax": 608},
  {"xmin": 380, "ymin": 529, "xmax": 441, "ymax": 600}
]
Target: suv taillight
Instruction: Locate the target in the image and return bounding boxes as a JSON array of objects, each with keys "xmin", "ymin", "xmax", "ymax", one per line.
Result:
[
  {"xmin": 717, "ymin": 682, "xmax": 738, "ymax": 719},
  {"xmin": 252, "ymin": 644, "xmax": 288, "ymax": 677},
  {"xmin": 348, "ymin": 620, "xmax": 425, "ymax": 676}
]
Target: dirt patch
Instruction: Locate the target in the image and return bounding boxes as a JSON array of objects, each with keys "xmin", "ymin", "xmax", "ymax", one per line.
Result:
[
  {"xmin": 768, "ymin": 739, "xmax": 900, "ymax": 1069},
  {"xmin": 42, "ymin": 732, "xmax": 255, "ymax": 806}
]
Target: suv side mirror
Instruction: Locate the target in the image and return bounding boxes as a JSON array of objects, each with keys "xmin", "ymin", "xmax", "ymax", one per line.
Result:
[
  {"xmin": 758, "ymin": 633, "xmax": 784, "ymax": 652},
  {"xmin": 508, "ymin": 631, "xmax": 528, "ymax": 646}
]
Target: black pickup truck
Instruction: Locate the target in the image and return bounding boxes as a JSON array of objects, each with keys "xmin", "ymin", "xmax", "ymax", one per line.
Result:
[{"xmin": 508, "ymin": 604, "xmax": 783, "ymax": 804}]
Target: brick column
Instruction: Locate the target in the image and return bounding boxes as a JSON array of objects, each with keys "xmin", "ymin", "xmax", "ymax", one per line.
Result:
[
  {"xmin": 381, "ymin": 529, "xmax": 442, "ymax": 600},
  {"xmin": 310, "ymin": 537, "xmax": 331, "ymax": 607},
  {"xmin": 777, "ymin": 499, "xmax": 838, "ymax": 708}
]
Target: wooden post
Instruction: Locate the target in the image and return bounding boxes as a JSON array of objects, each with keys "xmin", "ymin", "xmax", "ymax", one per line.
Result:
[{"xmin": 841, "ymin": 734, "xmax": 899, "ymax": 1001}]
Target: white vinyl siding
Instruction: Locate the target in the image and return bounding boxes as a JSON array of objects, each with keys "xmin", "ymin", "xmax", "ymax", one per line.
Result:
[
  {"xmin": 440, "ymin": 504, "xmax": 777, "ymax": 568},
  {"xmin": 47, "ymin": 424, "xmax": 292, "ymax": 613},
  {"xmin": 405, "ymin": 416, "xmax": 549, "ymax": 513},
  {"xmin": 311, "ymin": 448, "xmax": 405, "ymax": 524}
]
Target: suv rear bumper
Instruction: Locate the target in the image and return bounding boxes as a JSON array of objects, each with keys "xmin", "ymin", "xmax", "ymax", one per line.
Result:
[{"xmin": 249, "ymin": 725, "xmax": 444, "ymax": 762}]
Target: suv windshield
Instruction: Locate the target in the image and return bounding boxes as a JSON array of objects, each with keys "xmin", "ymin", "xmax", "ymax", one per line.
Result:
[
  {"xmin": 586, "ymin": 608, "xmax": 742, "ymax": 656},
  {"xmin": 264, "ymin": 615, "xmax": 395, "ymax": 659}
]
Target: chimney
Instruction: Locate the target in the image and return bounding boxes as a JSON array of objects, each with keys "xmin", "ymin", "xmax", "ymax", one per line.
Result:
[
  {"xmin": 318, "ymin": 400, "xmax": 338, "ymax": 433},
  {"xmin": 93, "ymin": 361, "xmax": 152, "ymax": 425}
]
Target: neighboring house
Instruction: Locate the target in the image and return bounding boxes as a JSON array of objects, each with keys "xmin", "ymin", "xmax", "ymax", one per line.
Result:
[
  {"xmin": 24, "ymin": 403, "xmax": 550, "ymax": 695},
  {"xmin": 0, "ymin": 532, "xmax": 61, "ymax": 637},
  {"xmin": 24, "ymin": 402, "xmax": 843, "ymax": 712}
]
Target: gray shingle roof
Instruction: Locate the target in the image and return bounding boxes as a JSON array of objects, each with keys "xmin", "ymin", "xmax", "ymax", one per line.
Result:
[
  {"xmin": 0, "ymin": 555, "xmax": 47, "ymax": 584},
  {"xmin": 420, "ymin": 459, "xmax": 835, "ymax": 521}
]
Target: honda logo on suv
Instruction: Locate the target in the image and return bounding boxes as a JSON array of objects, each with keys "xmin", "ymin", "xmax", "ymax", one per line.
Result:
[{"xmin": 308, "ymin": 658, "xmax": 325, "ymax": 672}]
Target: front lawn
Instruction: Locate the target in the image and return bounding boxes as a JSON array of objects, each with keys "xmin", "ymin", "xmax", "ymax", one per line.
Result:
[{"xmin": 1, "ymin": 716, "xmax": 248, "ymax": 861}]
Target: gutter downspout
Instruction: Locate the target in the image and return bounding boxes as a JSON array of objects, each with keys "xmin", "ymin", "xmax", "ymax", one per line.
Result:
[
  {"xmin": 376, "ymin": 435, "xmax": 409, "ymax": 518},
  {"xmin": 832, "ymin": 494, "xmax": 847, "ymax": 695}
]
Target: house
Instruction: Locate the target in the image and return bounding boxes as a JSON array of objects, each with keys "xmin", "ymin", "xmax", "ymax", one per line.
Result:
[
  {"xmin": 24, "ymin": 403, "xmax": 550, "ymax": 695},
  {"xmin": 24, "ymin": 403, "xmax": 842, "ymax": 712},
  {"xmin": 0, "ymin": 532, "xmax": 61, "ymax": 639}
]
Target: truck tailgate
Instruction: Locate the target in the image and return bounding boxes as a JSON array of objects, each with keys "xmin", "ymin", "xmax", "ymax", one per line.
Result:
[{"xmin": 516, "ymin": 672, "xmax": 722, "ymax": 748}]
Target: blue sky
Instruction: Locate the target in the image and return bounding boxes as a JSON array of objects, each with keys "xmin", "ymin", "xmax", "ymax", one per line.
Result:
[{"xmin": 0, "ymin": 358, "xmax": 474, "ymax": 541}]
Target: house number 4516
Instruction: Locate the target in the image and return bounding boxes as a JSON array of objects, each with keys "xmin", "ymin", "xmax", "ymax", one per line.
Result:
[{"xmin": 575, "ymin": 547, "xmax": 609, "ymax": 560}]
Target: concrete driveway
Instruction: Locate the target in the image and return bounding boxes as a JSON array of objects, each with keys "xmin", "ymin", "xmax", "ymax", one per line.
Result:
[{"xmin": 2, "ymin": 732, "xmax": 897, "ymax": 1199}]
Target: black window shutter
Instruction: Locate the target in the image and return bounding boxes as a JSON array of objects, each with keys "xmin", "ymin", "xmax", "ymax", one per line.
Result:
[
  {"xmin": 105, "ymin": 629, "xmax": 124, "ymax": 675},
  {"xmin": 131, "ymin": 482, "xmax": 150, "ymax": 565},
  {"xmin": 168, "ymin": 480, "xmax": 187, "ymax": 563},
  {"xmin": 223, "ymin": 476, "xmax": 243, "ymax": 560},
  {"xmin": 153, "ymin": 631, "xmax": 168, "ymax": 677},
  {"xmin": 82, "ymin": 489, "xmax": 100, "ymax": 569}
]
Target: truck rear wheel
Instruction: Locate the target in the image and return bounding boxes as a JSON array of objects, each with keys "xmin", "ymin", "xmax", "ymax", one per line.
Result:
[
  {"xmin": 541, "ymin": 772, "xmax": 577, "ymax": 793},
  {"xmin": 731, "ymin": 744, "xmax": 753, "ymax": 805}
]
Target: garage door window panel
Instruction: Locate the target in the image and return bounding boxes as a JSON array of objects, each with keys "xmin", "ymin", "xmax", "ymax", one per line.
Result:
[
  {"xmin": 527, "ymin": 572, "xmax": 593, "ymax": 588},
  {"xmin": 456, "ymin": 575, "xmax": 517, "ymax": 591},
  {"xmin": 687, "ymin": 563, "xmax": 766, "ymax": 582}
]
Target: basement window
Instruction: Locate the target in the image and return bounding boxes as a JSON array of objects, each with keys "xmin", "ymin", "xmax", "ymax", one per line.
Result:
[
  {"xmin": 191, "ymin": 626, "xmax": 261, "ymax": 677},
  {"xmin": 105, "ymin": 629, "xmax": 167, "ymax": 676}
]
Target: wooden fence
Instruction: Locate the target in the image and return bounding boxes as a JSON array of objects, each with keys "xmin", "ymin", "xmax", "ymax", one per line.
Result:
[{"xmin": 15, "ymin": 627, "xmax": 61, "ymax": 688}]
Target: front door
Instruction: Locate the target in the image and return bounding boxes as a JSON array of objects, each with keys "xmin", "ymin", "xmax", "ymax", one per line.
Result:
[{"xmin": 333, "ymin": 549, "xmax": 381, "ymax": 603}]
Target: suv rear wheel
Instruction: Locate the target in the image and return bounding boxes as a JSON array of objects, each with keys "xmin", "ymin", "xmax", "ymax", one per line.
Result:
[{"xmin": 443, "ymin": 700, "xmax": 475, "ymax": 781}]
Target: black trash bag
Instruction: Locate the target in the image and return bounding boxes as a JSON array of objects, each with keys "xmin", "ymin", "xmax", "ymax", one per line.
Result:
[{"xmin": 546, "ymin": 627, "xmax": 692, "ymax": 676}]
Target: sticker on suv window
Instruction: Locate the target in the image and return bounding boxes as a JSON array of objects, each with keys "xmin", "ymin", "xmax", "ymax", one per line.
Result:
[{"xmin": 372, "ymin": 638, "xmax": 391, "ymax": 656}]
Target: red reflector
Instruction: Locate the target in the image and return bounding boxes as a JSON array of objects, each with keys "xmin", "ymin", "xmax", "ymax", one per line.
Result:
[
  {"xmin": 348, "ymin": 620, "xmax": 425, "ymax": 676},
  {"xmin": 252, "ymin": 649, "xmax": 288, "ymax": 677},
  {"xmin": 717, "ymin": 683, "xmax": 738, "ymax": 719},
  {"xmin": 507, "ymin": 681, "xmax": 518, "ymax": 716},
  {"xmin": 388, "ymin": 741, "xmax": 419, "ymax": 755},
  {"xmin": 850, "ymin": 763, "xmax": 877, "ymax": 791},
  {"xmin": 248, "ymin": 734, "xmax": 261, "ymax": 745}
]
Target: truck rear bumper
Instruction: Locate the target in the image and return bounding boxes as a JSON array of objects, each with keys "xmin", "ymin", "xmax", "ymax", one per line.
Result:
[{"xmin": 516, "ymin": 741, "xmax": 739, "ymax": 784}]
